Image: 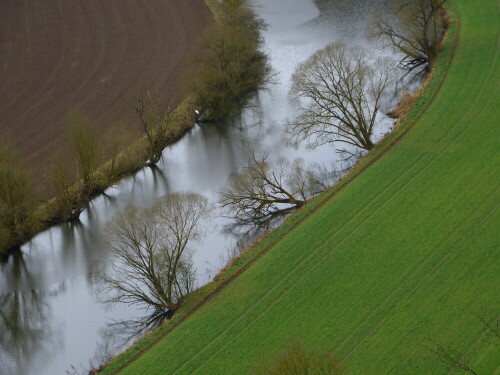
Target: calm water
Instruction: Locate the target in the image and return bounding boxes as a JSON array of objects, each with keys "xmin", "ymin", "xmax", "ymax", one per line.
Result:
[{"xmin": 0, "ymin": 1, "xmax": 405, "ymax": 373}]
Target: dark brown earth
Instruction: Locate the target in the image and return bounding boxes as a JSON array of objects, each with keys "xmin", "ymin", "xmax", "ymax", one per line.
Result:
[{"xmin": 0, "ymin": 0, "xmax": 211, "ymax": 178}]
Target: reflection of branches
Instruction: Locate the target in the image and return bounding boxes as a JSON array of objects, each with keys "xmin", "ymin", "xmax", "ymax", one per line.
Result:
[
  {"xmin": 0, "ymin": 290, "xmax": 52, "ymax": 375},
  {"xmin": 66, "ymin": 339, "xmax": 115, "ymax": 375},
  {"xmin": 105, "ymin": 310, "xmax": 171, "ymax": 348},
  {"xmin": 66, "ymin": 309, "xmax": 169, "ymax": 375},
  {"xmin": 219, "ymin": 153, "xmax": 340, "ymax": 228}
]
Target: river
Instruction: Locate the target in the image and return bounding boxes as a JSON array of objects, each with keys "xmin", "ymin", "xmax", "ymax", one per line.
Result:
[{"xmin": 0, "ymin": 0, "xmax": 405, "ymax": 373}]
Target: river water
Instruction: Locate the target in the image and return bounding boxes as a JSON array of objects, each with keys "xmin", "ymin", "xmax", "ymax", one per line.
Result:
[{"xmin": 0, "ymin": 0, "xmax": 403, "ymax": 373}]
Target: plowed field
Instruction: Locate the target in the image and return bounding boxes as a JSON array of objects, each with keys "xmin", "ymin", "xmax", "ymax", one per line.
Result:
[{"xmin": 0, "ymin": 0, "xmax": 210, "ymax": 176}]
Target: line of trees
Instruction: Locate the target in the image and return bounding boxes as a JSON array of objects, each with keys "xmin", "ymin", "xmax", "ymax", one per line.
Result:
[
  {"xmin": 287, "ymin": 42, "xmax": 396, "ymax": 153},
  {"xmin": 285, "ymin": 0, "xmax": 449, "ymax": 159}
]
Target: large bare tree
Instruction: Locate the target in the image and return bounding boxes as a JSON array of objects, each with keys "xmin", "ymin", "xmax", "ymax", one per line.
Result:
[
  {"xmin": 287, "ymin": 42, "xmax": 396, "ymax": 152},
  {"xmin": 98, "ymin": 192, "xmax": 210, "ymax": 313},
  {"xmin": 369, "ymin": 0, "xmax": 448, "ymax": 71},
  {"xmin": 219, "ymin": 154, "xmax": 334, "ymax": 227}
]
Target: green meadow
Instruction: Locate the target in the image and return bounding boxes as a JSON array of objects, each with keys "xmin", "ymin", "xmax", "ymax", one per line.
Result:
[{"xmin": 102, "ymin": 0, "xmax": 499, "ymax": 373}]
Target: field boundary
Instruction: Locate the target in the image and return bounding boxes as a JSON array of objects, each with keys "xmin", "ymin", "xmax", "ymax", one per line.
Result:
[{"xmin": 99, "ymin": 4, "xmax": 461, "ymax": 374}]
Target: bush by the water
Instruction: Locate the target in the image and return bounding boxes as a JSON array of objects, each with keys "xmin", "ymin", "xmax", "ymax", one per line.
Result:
[{"xmin": 186, "ymin": 0, "xmax": 273, "ymax": 121}]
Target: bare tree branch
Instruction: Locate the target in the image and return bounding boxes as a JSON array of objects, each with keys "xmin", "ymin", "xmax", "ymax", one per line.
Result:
[{"xmin": 287, "ymin": 42, "xmax": 396, "ymax": 152}]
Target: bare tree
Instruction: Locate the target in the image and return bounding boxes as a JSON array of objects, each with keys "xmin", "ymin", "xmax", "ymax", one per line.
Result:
[
  {"xmin": 254, "ymin": 341, "xmax": 345, "ymax": 375},
  {"xmin": 369, "ymin": 0, "xmax": 448, "ymax": 71},
  {"xmin": 219, "ymin": 153, "xmax": 334, "ymax": 227},
  {"xmin": 473, "ymin": 313, "xmax": 500, "ymax": 344},
  {"xmin": 135, "ymin": 91, "xmax": 175, "ymax": 166},
  {"xmin": 287, "ymin": 42, "xmax": 396, "ymax": 152},
  {"xmin": 98, "ymin": 193, "xmax": 210, "ymax": 314},
  {"xmin": 67, "ymin": 112, "xmax": 102, "ymax": 194}
]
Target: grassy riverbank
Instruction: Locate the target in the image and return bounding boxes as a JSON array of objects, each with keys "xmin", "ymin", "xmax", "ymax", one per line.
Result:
[{"xmin": 100, "ymin": 0, "xmax": 499, "ymax": 373}]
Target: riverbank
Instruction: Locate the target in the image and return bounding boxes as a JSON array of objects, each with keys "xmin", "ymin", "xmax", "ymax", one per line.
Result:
[{"xmin": 95, "ymin": 0, "xmax": 485, "ymax": 373}]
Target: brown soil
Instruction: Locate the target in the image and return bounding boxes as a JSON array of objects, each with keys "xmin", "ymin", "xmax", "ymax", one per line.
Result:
[{"xmin": 0, "ymin": 0, "xmax": 211, "ymax": 178}]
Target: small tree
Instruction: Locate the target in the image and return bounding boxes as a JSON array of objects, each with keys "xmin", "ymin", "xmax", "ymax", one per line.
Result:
[
  {"xmin": 219, "ymin": 153, "xmax": 333, "ymax": 227},
  {"xmin": 287, "ymin": 42, "xmax": 395, "ymax": 152},
  {"xmin": 135, "ymin": 91, "xmax": 175, "ymax": 166},
  {"xmin": 98, "ymin": 193, "xmax": 210, "ymax": 313},
  {"xmin": 0, "ymin": 140, "xmax": 38, "ymax": 252},
  {"xmin": 101, "ymin": 123, "xmax": 141, "ymax": 180},
  {"xmin": 67, "ymin": 112, "xmax": 102, "ymax": 194},
  {"xmin": 254, "ymin": 341, "xmax": 345, "ymax": 375},
  {"xmin": 46, "ymin": 113, "xmax": 104, "ymax": 222},
  {"xmin": 369, "ymin": 0, "xmax": 448, "ymax": 71}
]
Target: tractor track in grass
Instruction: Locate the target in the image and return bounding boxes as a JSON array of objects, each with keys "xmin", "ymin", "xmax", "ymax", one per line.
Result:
[
  {"xmin": 341, "ymin": 199, "xmax": 499, "ymax": 361},
  {"xmin": 336, "ymin": 188, "xmax": 499, "ymax": 356}
]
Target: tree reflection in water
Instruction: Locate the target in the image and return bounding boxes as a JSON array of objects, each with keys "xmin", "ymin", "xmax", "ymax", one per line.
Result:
[{"xmin": 0, "ymin": 253, "xmax": 60, "ymax": 375}]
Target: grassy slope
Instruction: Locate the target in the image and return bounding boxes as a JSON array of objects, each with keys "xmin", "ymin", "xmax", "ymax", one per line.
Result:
[{"xmin": 106, "ymin": 0, "xmax": 499, "ymax": 373}]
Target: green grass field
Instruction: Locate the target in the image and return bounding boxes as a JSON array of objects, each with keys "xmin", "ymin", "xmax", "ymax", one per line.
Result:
[{"xmin": 102, "ymin": 0, "xmax": 499, "ymax": 373}]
